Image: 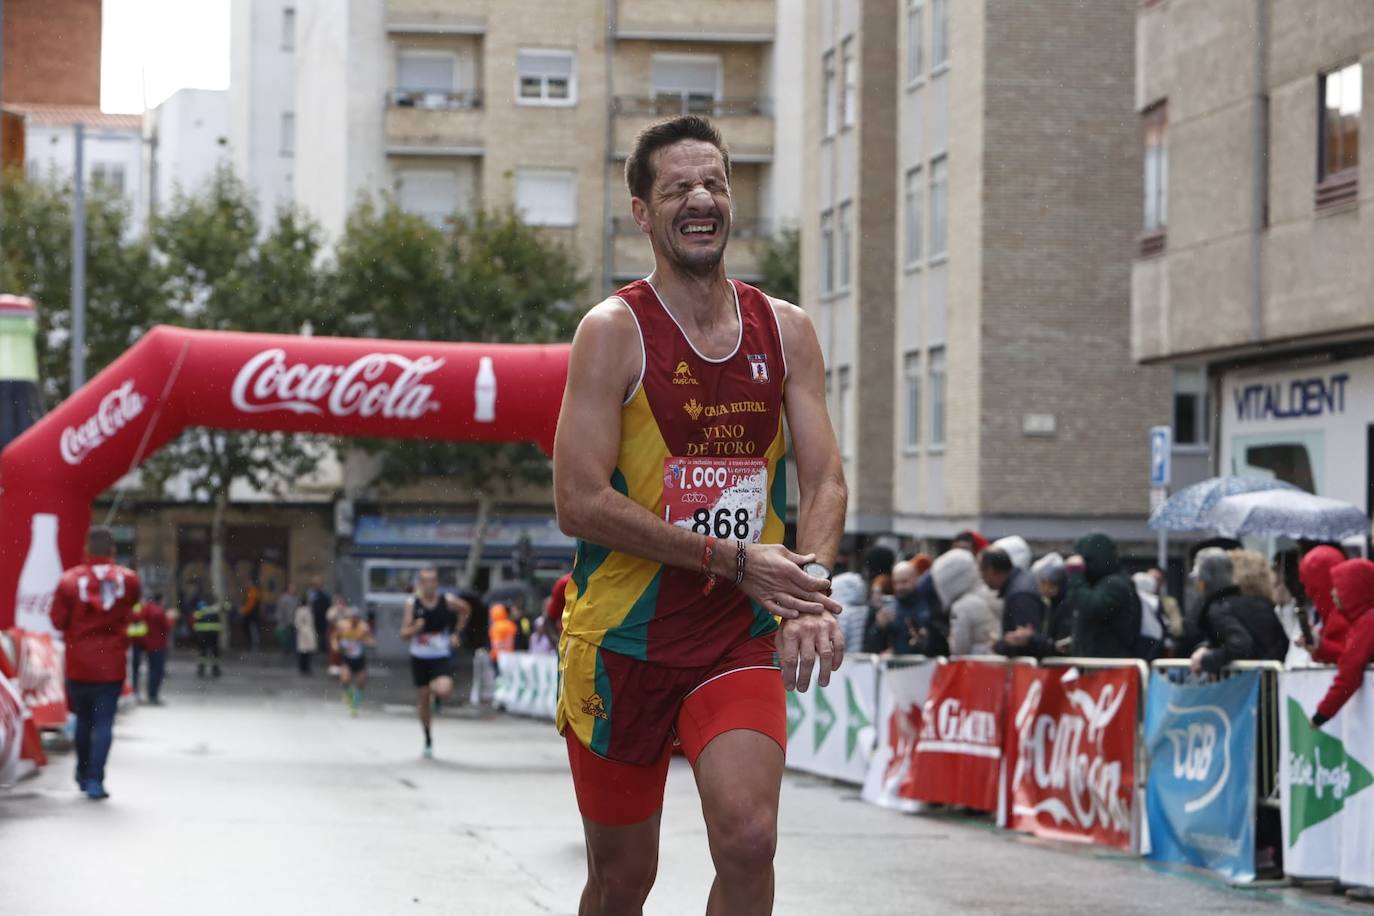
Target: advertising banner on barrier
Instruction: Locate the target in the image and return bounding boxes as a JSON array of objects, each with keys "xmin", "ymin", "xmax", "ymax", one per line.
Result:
[
  {"xmin": 909, "ymin": 660, "xmax": 1007, "ymax": 812},
  {"xmin": 1006, "ymin": 666, "xmax": 1137, "ymax": 849},
  {"xmin": 0, "ymin": 668, "xmax": 26, "ymax": 785},
  {"xmin": 1281, "ymin": 668, "xmax": 1374, "ymax": 885},
  {"xmin": 862, "ymin": 661, "xmax": 938, "ymax": 812},
  {"xmin": 1144, "ymin": 671, "xmax": 1258, "ymax": 880},
  {"xmin": 15, "ymin": 630, "xmax": 66, "ymax": 728},
  {"xmin": 494, "ymin": 652, "xmax": 558, "ymax": 721},
  {"xmin": 784, "ymin": 657, "xmax": 879, "ymax": 785}
]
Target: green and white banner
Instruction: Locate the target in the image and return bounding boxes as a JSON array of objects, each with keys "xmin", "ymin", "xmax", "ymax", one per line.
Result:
[
  {"xmin": 784, "ymin": 655, "xmax": 879, "ymax": 785},
  {"xmin": 1279, "ymin": 668, "xmax": 1374, "ymax": 885},
  {"xmin": 494, "ymin": 652, "xmax": 559, "ymax": 721}
]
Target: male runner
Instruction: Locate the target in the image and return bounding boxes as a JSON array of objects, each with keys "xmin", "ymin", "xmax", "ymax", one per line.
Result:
[
  {"xmin": 332, "ymin": 605, "xmax": 375, "ymax": 716},
  {"xmin": 553, "ymin": 115, "xmax": 847, "ymax": 915},
  {"xmin": 400, "ymin": 567, "xmax": 470, "ymax": 757}
]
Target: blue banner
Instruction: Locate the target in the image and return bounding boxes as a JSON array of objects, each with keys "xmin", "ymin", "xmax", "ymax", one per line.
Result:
[{"xmin": 1144, "ymin": 671, "xmax": 1259, "ymax": 881}]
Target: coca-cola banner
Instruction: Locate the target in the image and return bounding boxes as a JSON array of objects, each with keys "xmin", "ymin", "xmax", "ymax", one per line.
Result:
[
  {"xmin": 0, "ymin": 667, "xmax": 27, "ymax": 786},
  {"xmin": 15, "ymin": 630, "xmax": 66, "ymax": 728},
  {"xmin": 861, "ymin": 660, "xmax": 938, "ymax": 812},
  {"xmin": 1007, "ymin": 665, "xmax": 1138, "ymax": 850},
  {"xmin": 908, "ymin": 660, "xmax": 1009, "ymax": 813},
  {"xmin": 0, "ymin": 327, "xmax": 570, "ymax": 629}
]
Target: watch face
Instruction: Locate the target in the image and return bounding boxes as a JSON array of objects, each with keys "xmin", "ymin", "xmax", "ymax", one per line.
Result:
[{"xmin": 804, "ymin": 563, "xmax": 830, "ymax": 579}]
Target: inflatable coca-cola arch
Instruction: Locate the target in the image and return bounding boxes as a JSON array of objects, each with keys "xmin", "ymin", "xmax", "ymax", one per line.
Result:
[{"xmin": 0, "ymin": 325, "xmax": 571, "ymax": 630}]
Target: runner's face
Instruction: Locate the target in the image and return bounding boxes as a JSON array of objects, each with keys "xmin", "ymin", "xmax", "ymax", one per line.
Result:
[
  {"xmin": 637, "ymin": 140, "xmax": 731, "ymax": 277},
  {"xmin": 418, "ymin": 571, "xmax": 438, "ymax": 597}
]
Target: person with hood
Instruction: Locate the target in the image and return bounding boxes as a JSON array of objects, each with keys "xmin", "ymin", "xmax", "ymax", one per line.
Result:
[
  {"xmin": 488, "ymin": 604, "xmax": 517, "ymax": 660},
  {"xmin": 1311, "ymin": 558, "xmax": 1374, "ymax": 728},
  {"xmin": 830, "ymin": 572, "xmax": 869, "ymax": 657},
  {"xmin": 991, "ymin": 536, "xmax": 1032, "ymax": 572},
  {"xmin": 1005, "ymin": 553, "xmax": 1075, "ymax": 658},
  {"xmin": 1188, "ymin": 549, "xmax": 1287, "ymax": 673},
  {"xmin": 1067, "ymin": 532, "xmax": 1140, "ymax": 659},
  {"xmin": 980, "ymin": 547, "xmax": 1043, "ymax": 654},
  {"xmin": 932, "ymin": 549, "xmax": 998, "ymax": 655},
  {"xmin": 1297, "ymin": 545, "xmax": 1348, "ymax": 663}
]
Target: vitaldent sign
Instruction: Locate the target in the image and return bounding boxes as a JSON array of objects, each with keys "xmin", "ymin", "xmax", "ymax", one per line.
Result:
[{"xmin": 1231, "ymin": 373, "xmax": 1350, "ymax": 423}]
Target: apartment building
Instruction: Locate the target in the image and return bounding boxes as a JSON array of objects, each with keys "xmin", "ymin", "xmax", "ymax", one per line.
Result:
[
  {"xmin": 805, "ymin": 0, "xmax": 1177, "ymax": 549},
  {"xmin": 146, "ymin": 88, "xmax": 232, "ymax": 216},
  {"xmin": 288, "ymin": 0, "xmax": 799, "ymax": 293},
  {"xmin": 230, "ymin": 0, "xmax": 298, "ymax": 229},
  {"xmin": 1133, "ymin": 2, "xmax": 1374, "ymax": 519}
]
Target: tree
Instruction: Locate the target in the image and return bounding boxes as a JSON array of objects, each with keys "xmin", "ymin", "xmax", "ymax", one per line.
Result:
[
  {"xmin": 757, "ymin": 226, "xmax": 800, "ymax": 305},
  {"xmin": 332, "ymin": 202, "xmax": 586, "ymax": 584},
  {"xmin": 0, "ymin": 170, "xmax": 165, "ymax": 403},
  {"xmin": 139, "ymin": 167, "xmax": 330, "ymax": 610}
]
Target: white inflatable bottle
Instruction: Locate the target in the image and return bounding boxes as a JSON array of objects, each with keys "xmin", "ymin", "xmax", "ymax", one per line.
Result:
[
  {"xmin": 474, "ymin": 356, "xmax": 497, "ymax": 422},
  {"xmin": 14, "ymin": 514, "xmax": 62, "ymax": 638}
]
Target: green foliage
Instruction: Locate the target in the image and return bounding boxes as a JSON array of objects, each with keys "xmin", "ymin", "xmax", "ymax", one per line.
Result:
[
  {"xmin": 332, "ymin": 200, "xmax": 587, "ymax": 496},
  {"xmin": 757, "ymin": 226, "xmax": 800, "ymax": 305}
]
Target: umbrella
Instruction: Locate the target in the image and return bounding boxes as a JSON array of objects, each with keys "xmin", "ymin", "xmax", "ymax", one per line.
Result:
[
  {"xmin": 1203, "ymin": 489, "xmax": 1369, "ymax": 542},
  {"xmin": 1147, "ymin": 475, "xmax": 1301, "ymax": 532}
]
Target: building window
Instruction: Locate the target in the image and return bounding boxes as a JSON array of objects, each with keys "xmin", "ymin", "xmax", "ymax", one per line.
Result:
[
  {"xmin": 280, "ymin": 112, "xmax": 295, "ymax": 157},
  {"xmin": 651, "ymin": 55, "xmax": 719, "ymax": 115},
  {"xmin": 1173, "ymin": 367, "xmax": 1208, "ymax": 447},
  {"xmin": 396, "ymin": 169, "xmax": 462, "ymax": 230},
  {"xmin": 907, "ymin": 1, "xmax": 924, "ymax": 84},
  {"xmin": 90, "ymin": 162, "xmax": 125, "ymax": 194},
  {"xmin": 823, "ymin": 50, "xmax": 838, "ymax": 137},
  {"xmin": 1141, "ymin": 101, "xmax": 1167, "ymax": 253},
  {"xmin": 904, "ymin": 352, "xmax": 922, "ymax": 449},
  {"xmin": 1317, "ymin": 61, "xmax": 1360, "ymax": 207},
  {"xmin": 836, "ymin": 366, "xmax": 851, "ymax": 457},
  {"xmin": 928, "ymin": 347, "xmax": 946, "ymax": 447},
  {"xmin": 837, "ymin": 201, "xmax": 853, "ymax": 290},
  {"xmin": 932, "ymin": 0, "xmax": 949, "ymax": 69},
  {"xmin": 517, "ymin": 50, "xmax": 576, "ymax": 105},
  {"xmin": 282, "ymin": 7, "xmax": 295, "ymax": 51},
  {"xmin": 820, "ymin": 209, "xmax": 835, "ymax": 294},
  {"xmin": 904, "ymin": 166, "xmax": 923, "ymax": 267},
  {"xmin": 515, "ymin": 168, "xmax": 576, "ymax": 226},
  {"xmin": 929, "ymin": 156, "xmax": 947, "ymax": 259},
  {"xmin": 840, "ymin": 37, "xmax": 857, "ymax": 129}
]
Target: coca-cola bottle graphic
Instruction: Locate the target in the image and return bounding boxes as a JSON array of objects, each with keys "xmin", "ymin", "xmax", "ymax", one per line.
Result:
[
  {"xmin": 0, "ymin": 295, "xmax": 44, "ymax": 451},
  {"xmin": 474, "ymin": 356, "xmax": 497, "ymax": 422},
  {"xmin": 15, "ymin": 514, "xmax": 62, "ymax": 637}
]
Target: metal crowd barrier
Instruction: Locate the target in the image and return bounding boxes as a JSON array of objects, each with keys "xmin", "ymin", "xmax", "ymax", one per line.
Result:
[{"xmin": 1150, "ymin": 659, "xmax": 1285, "ymax": 810}]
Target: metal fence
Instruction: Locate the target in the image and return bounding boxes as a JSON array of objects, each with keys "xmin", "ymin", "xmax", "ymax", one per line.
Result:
[
  {"xmin": 612, "ymin": 95, "xmax": 771, "ymax": 118},
  {"xmin": 386, "ymin": 88, "xmax": 484, "ymax": 111}
]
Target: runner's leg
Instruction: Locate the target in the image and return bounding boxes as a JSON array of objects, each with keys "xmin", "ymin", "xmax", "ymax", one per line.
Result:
[
  {"xmin": 692, "ymin": 729, "xmax": 783, "ymax": 915},
  {"xmin": 580, "ymin": 814, "xmax": 662, "ymax": 916},
  {"xmin": 416, "ymin": 685, "xmax": 432, "ymax": 751},
  {"xmin": 430, "ymin": 674, "xmax": 454, "ymax": 701}
]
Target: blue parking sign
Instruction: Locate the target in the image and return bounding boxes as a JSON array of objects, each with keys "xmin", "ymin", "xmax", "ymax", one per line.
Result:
[{"xmin": 1150, "ymin": 426, "xmax": 1171, "ymax": 488}]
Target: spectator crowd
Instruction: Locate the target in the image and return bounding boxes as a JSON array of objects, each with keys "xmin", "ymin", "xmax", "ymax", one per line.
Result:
[{"xmin": 833, "ymin": 529, "xmax": 1374, "ymax": 727}]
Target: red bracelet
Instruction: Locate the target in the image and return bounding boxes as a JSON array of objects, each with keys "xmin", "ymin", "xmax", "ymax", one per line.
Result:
[{"xmin": 701, "ymin": 535, "xmax": 719, "ymax": 594}]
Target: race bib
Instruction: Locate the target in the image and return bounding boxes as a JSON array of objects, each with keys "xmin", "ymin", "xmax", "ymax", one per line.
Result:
[{"xmin": 663, "ymin": 457, "xmax": 769, "ymax": 544}]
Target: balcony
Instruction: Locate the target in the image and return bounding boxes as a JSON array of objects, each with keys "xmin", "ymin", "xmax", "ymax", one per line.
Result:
[
  {"xmin": 384, "ymin": 89, "xmax": 484, "ymax": 156},
  {"xmin": 386, "ymin": 0, "xmax": 486, "ymax": 34},
  {"xmin": 612, "ymin": 96, "xmax": 773, "ymax": 162},
  {"xmin": 610, "ymin": 217, "xmax": 772, "ymax": 282},
  {"xmin": 614, "ymin": 0, "xmax": 774, "ymax": 42}
]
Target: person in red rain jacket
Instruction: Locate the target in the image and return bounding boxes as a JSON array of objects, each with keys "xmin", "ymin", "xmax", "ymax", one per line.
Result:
[
  {"xmin": 129, "ymin": 593, "xmax": 176, "ymax": 705},
  {"xmin": 1312, "ymin": 558, "xmax": 1374, "ymax": 728},
  {"xmin": 49, "ymin": 526, "xmax": 141, "ymax": 800},
  {"xmin": 1298, "ymin": 546, "xmax": 1348, "ymax": 663}
]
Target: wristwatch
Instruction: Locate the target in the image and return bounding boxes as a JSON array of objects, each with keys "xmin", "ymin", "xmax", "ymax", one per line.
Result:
[{"xmin": 802, "ymin": 562, "xmax": 831, "ymax": 582}]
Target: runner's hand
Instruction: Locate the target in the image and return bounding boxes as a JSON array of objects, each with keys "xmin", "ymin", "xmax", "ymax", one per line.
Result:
[
  {"xmin": 734, "ymin": 544, "xmax": 841, "ymax": 619},
  {"xmin": 777, "ymin": 611, "xmax": 844, "ymax": 692}
]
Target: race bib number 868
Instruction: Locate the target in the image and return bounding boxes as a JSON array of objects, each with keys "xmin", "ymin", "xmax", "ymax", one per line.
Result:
[{"xmin": 663, "ymin": 457, "xmax": 769, "ymax": 543}]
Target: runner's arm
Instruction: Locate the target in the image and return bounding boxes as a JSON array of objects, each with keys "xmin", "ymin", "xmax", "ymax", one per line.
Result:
[
  {"xmin": 554, "ymin": 300, "xmax": 839, "ymax": 619},
  {"xmin": 400, "ymin": 597, "xmax": 422, "ymax": 638},
  {"xmin": 448, "ymin": 595, "xmax": 471, "ymax": 646},
  {"xmin": 773, "ymin": 299, "xmax": 847, "ymax": 568}
]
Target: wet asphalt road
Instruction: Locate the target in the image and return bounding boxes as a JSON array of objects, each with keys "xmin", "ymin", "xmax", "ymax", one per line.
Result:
[{"xmin": 0, "ymin": 654, "xmax": 1366, "ymax": 915}]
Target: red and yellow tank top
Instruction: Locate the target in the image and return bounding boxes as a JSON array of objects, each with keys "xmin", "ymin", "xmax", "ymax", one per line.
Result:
[{"xmin": 561, "ymin": 278, "xmax": 788, "ymax": 669}]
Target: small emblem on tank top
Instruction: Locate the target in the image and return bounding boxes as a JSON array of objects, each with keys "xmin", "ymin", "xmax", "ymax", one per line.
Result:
[
  {"xmin": 581, "ymin": 693, "xmax": 609, "ymax": 720},
  {"xmin": 683, "ymin": 398, "xmax": 705, "ymax": 421},
  {"xmin": 672, "ymin": 361, "xmax": 699, "ymax": 385},
  {"xmin": 747, "ymin": 353, "xmax": 770, "ymax": 384}
]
